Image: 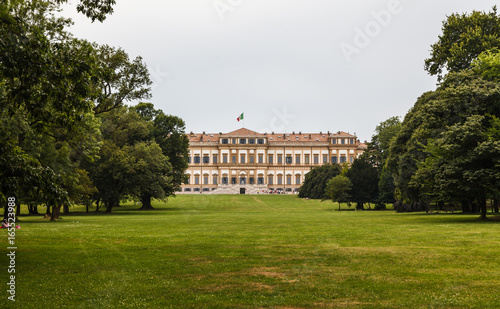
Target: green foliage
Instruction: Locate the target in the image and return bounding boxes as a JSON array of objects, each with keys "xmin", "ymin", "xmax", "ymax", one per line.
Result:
[
  {"xmin": 425, "ymin": 6, "xmax": 500, "ymax": 80},
  {"xmin": 298, "ymin": 164, "xmax": 342, "ymax": 199},
  {"xmin": 324, "ymin": 175, "xmax": 352, "ymax": 210},
  {"xmin": 346, "ymin": 156, "xmax": 379, "ymax": 209}
]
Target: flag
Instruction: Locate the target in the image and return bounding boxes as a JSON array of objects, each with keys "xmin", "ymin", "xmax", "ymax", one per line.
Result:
[{"xmin": 237, "ymin": 113, "xmax": 244, "ymax": 122}]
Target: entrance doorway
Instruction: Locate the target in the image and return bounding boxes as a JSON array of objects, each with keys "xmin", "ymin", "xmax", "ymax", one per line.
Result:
[{"xmin": 240, "ymin": 188, "xmax": 246, "ymax": 195}]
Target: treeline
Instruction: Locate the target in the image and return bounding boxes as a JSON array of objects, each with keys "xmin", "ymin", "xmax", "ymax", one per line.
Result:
[
  {"xmin": 301, "ymin": 7, "xmax": 500, "ymax": 219},
  {"xmin": 0, "ymin": 1, "xmax": 188, "ymax": 220}
]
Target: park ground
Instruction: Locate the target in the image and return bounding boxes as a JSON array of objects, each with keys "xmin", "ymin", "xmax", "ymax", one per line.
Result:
[{"xmin": 1, "ymin": 195, "xmax": 500, "ymax": 308}]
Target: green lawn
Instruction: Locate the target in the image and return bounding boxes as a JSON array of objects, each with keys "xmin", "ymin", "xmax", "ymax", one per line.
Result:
[{"xmin": 2, "ymin": 195, "xmax": 500, "ymax": 308}]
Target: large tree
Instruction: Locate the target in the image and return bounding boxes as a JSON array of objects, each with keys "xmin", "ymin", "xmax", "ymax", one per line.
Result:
[
  {"xmin": 131, "ymin": 103, "xmax": 189, "ymax": 209},
  {"xmin": 346, "ymin": 156, "xmax": 379, "ymax": 210},
  {"xmin": 298, "ymin": 164, "xmax": 342, "ymax": 199},
  {"xmin": 425, "ymin": 6, "xmax": 500, "ymax": 80}
]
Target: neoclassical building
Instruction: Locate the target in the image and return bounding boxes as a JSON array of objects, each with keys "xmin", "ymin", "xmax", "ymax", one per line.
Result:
[{"xmin": 180, "ymin": 128, "xmax": 366, "ymax": 194}]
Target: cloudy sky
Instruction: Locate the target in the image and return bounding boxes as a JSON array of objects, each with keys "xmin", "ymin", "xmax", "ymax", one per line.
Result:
[{"xmin": 63, "ymin": 0, "xmax": 499, "ymax": 141}]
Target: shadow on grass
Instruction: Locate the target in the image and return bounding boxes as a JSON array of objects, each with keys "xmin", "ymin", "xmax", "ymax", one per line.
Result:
[{"xmin": 405, "ymin": 213, "xmax": 500, "ymax": 224}]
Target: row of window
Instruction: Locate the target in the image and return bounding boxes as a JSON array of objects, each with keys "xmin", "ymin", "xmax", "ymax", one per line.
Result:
[
  {"xmin": 189, "ymin": 154, "xmax": 354, "ymax": 164},
  {"xmin": 186, "ymin": 175, "xmax": 303, "ymax": 186},
  {"xmin": 183, "ymin": 187, "xmax": 299, "ymax": 192},
  {"xmin": 332, "ymin": 138, "xmax": 355, "ymax": 145},
  {"xmin": 221, "ymin": 138, "xmax": 266, "ymax": 145},
  {"xmin": 219, "ymin": 138, "xmax": 355, "ymax": 145}
]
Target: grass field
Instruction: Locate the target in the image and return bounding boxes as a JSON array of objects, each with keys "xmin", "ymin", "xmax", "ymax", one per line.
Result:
[{"xmin": 2, "ymin": 195, "xmax": 500, "ymax": 308}]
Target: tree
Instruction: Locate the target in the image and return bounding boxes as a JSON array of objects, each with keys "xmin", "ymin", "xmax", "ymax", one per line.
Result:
[
  {"xmin": 425, "ymin": 6, "xmax": 500, "ymax": 80},
  {"xmin": 413, "ymin": 115, "xmax": 500, "ymax": 219},
  {"xmin": 324, "ymin": 175, "xmax": 352, "ymax": 211},
  {"xmin": 365, "ymin": 117, "xmax": 401, "ymax": 205},
  {"xmin": 298, "ymin": 164, "xmax": 342, "ymax": 199},
  {"xmin": 130, "ymin": 103, "xmax": 189, "ymax": 209},
  {"xmin": 346, "ymin": 156, "xmax": 379, "ymax": 210}
]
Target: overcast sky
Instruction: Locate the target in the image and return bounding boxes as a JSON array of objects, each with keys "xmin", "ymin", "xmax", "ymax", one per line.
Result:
[{"xmin": 63, "ymin": 0, "xmax": 499, "ymax": 141}]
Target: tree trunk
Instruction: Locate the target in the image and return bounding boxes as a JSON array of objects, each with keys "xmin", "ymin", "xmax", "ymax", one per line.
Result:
[
  {"xmin": 493, "ymin": 199, "xmax": 499, "ymax": 214},
  {"xmin": 479, "ymin": 198, "xmax": 487, "ymax": 220},
  {"xmin": 461, "ymin": 200, "xmax": 470, "ymax": 213},
  {"xmin": 139, "ymin": 194, "xmax": 154, "ymax": 210},
  {"xmin": 95, "ymin": 199, "xmax": 100, "ymax": 212},
  {"xmin": 105, "ymin": 199, "xmax": 118, "ymax": 214},
  {"xmin": 50, "ymin": 204, "xmax": 61, "ymax": 221},
  {"xmin": 45, "ymin": 205, "xmax": 51, "ymax": 216},
  {"xmin": 356, "ymin": 202, "xmax": 364, "ymax": 210},
  {"xmin": 470, "ymin": 201, "xmax": 478, "ymax": 214},
  {"xmin": 438, "ymin": 201, "xmax": 444, "ymax": 211},
  {"xmin": 63, "ymin": 204, "xmax": 70, "ymax": 214},
  {"xmin": 28, "ymin": 204, "xmax": 39, "ymax": 215}
]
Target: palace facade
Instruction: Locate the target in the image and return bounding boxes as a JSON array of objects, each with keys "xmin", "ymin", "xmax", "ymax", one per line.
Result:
[{"xmin": 180, "ymin": 128, "xmax": 366, "ymax": 194}]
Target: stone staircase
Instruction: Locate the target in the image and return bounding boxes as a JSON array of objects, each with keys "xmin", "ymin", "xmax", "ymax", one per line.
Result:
[{"xmin": 209, "ymin": 184, "xmax": 268, "ymax": 195}]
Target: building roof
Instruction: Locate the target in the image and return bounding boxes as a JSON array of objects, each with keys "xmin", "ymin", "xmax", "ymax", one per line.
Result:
[{"xmin": 187, "ymin": 128, "xmax": 359, "ymax": 144}]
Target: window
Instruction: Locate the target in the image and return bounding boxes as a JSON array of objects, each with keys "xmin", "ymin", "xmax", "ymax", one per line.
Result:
[
  {"xmin": 314, "ymin": 155, "xmax": 319, "ymax": 164},
  {"xmin": 249, "ymin": 177, "xmax": 255, "ymax": 184},
  {"xmin": 296, "ymin": 155, "xmax": 300, "ymax": 164},
  {"xmin": 341, "ymin": 139, "xmax": 345, "ymax": 145},
  {"xmin": 188, "ymin": 157, "xmax": 192, "ymax": 164},
  {"xmin": 193, "ymin": 188, "xmax": 200, "ymax": 192},
  {"xmin": 296, "ymin": 175, "xmax": 301, "ymax": 185},
  {"xmin": 195, "ymin": 176, "xmax": 200, "ymax": 185},
  {"xmin": 350, "ymin": 156, "xmax": 354, "ymax": 163},
  {"xmin": 258, "ymin": 154, "xmax": 263, "ymax": 164},
  {"xmin": 268, "ymin": 176, "xmax": 273, "ymax": 185},
  {"xmin": 240, "ymin": 177, "xmax": 246, "ymax": 184},
  {"xmin": 194, "ymin": 156, "xmax": 201, "ymax": 164},
  {"xmin": 257, "ymin": 139, "xmax": 265, "ymax": 144},
  {"xmin": 222, "ymin": 177, "xmax": 228, "ymax": 184},
  {"xmin": 286, "ymin": 156, "xmax": 292, "ymax": 164},
  {"xmin": 232, "ymin": 138, "xmax": 237, "ymax": 144},
  {"xmin": 287, "ymin": 176, "xmax": 292, "ymax": 185},
  {"xmin": 249, "ymin": 139, "xmax": 255, "ymax": 144},
  {"xmin": 278, "ymin": 175, "xmax": 283, "ymax": 185},
  {"xmin": 323, "ymin": 155, "xmax": 328, "ymax": 164},
  {"xmin": 239, "ymin": 138, "xmax": 246, "ymax": 144},
  {"xmin": 203, "ymin": 156, "xmax": 209, "ymax": 164},
  {"xmin": 331, "ymin": 156, "xmax": 338, "ymax": 164},
  {"xmin": 258, "ymin": 177, "xmax": 264, "ymax": 184},
  {"xmin": 221, "ymin": 138, "xmax": 229, "ymax": 144},
  {"xmin": 213, "ymin": 155, "xmax": 218, "ymax": 164},
  {"xmin": 204, "ymin": 176, "xmax": 209, "ymax": 185},
  {"xmin": 203, "ymin": 188, "xmax": 210, "ymax": 192},
  {"xmin": 231, "ymin": 177, "xmax": 237, "ymax": 184},
  {"xmin": 340, "ymin": 156, "xmax": 347, "ymax": 163},
  {"xmin": 184, "ymin": 188, "xmax": 191, "ymax": 192},
  {"xmin": 223, "ymin": 154, "xmax": 228, "ymax": 163},
  {"xmin": 232, "ymin": 156, "xmax": 236, "ymax": 164},
  {"xmin": 350, "ymin": 139, "xmax": 354, "ymax": 144},
  {"xmin": 268, "ymin": 155, "xmax": 273, "ymax": 164},
  {"xmin": 278, "ymin": 155, "xmax": 283, "ymax": 164},
  {"xmin": 240, "ymin": 154, "xmax": 245, "ymax": 164},
  {"xmin": 213, "ymin": 176, "xmax": 218, "ymax": 185},
  {"xmin": 185, "ymin": 175, "xmax": 190, "ymax": 184},
  {"xmin": 305, "ymin": 155, "xmax": 310, "ymax": 164},
  {"xmin": 332, "ymin": 139, "xmax": 337, "ymax": 144},
  {"xmin": 249, "ymin": 156, "xmax": 254, "ymax": 164}
]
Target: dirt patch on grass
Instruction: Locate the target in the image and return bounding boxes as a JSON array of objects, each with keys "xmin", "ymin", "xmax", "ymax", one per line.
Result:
[{"xmin": 248, "ymin": 267, "xmax": 285, "ymax": 279}]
